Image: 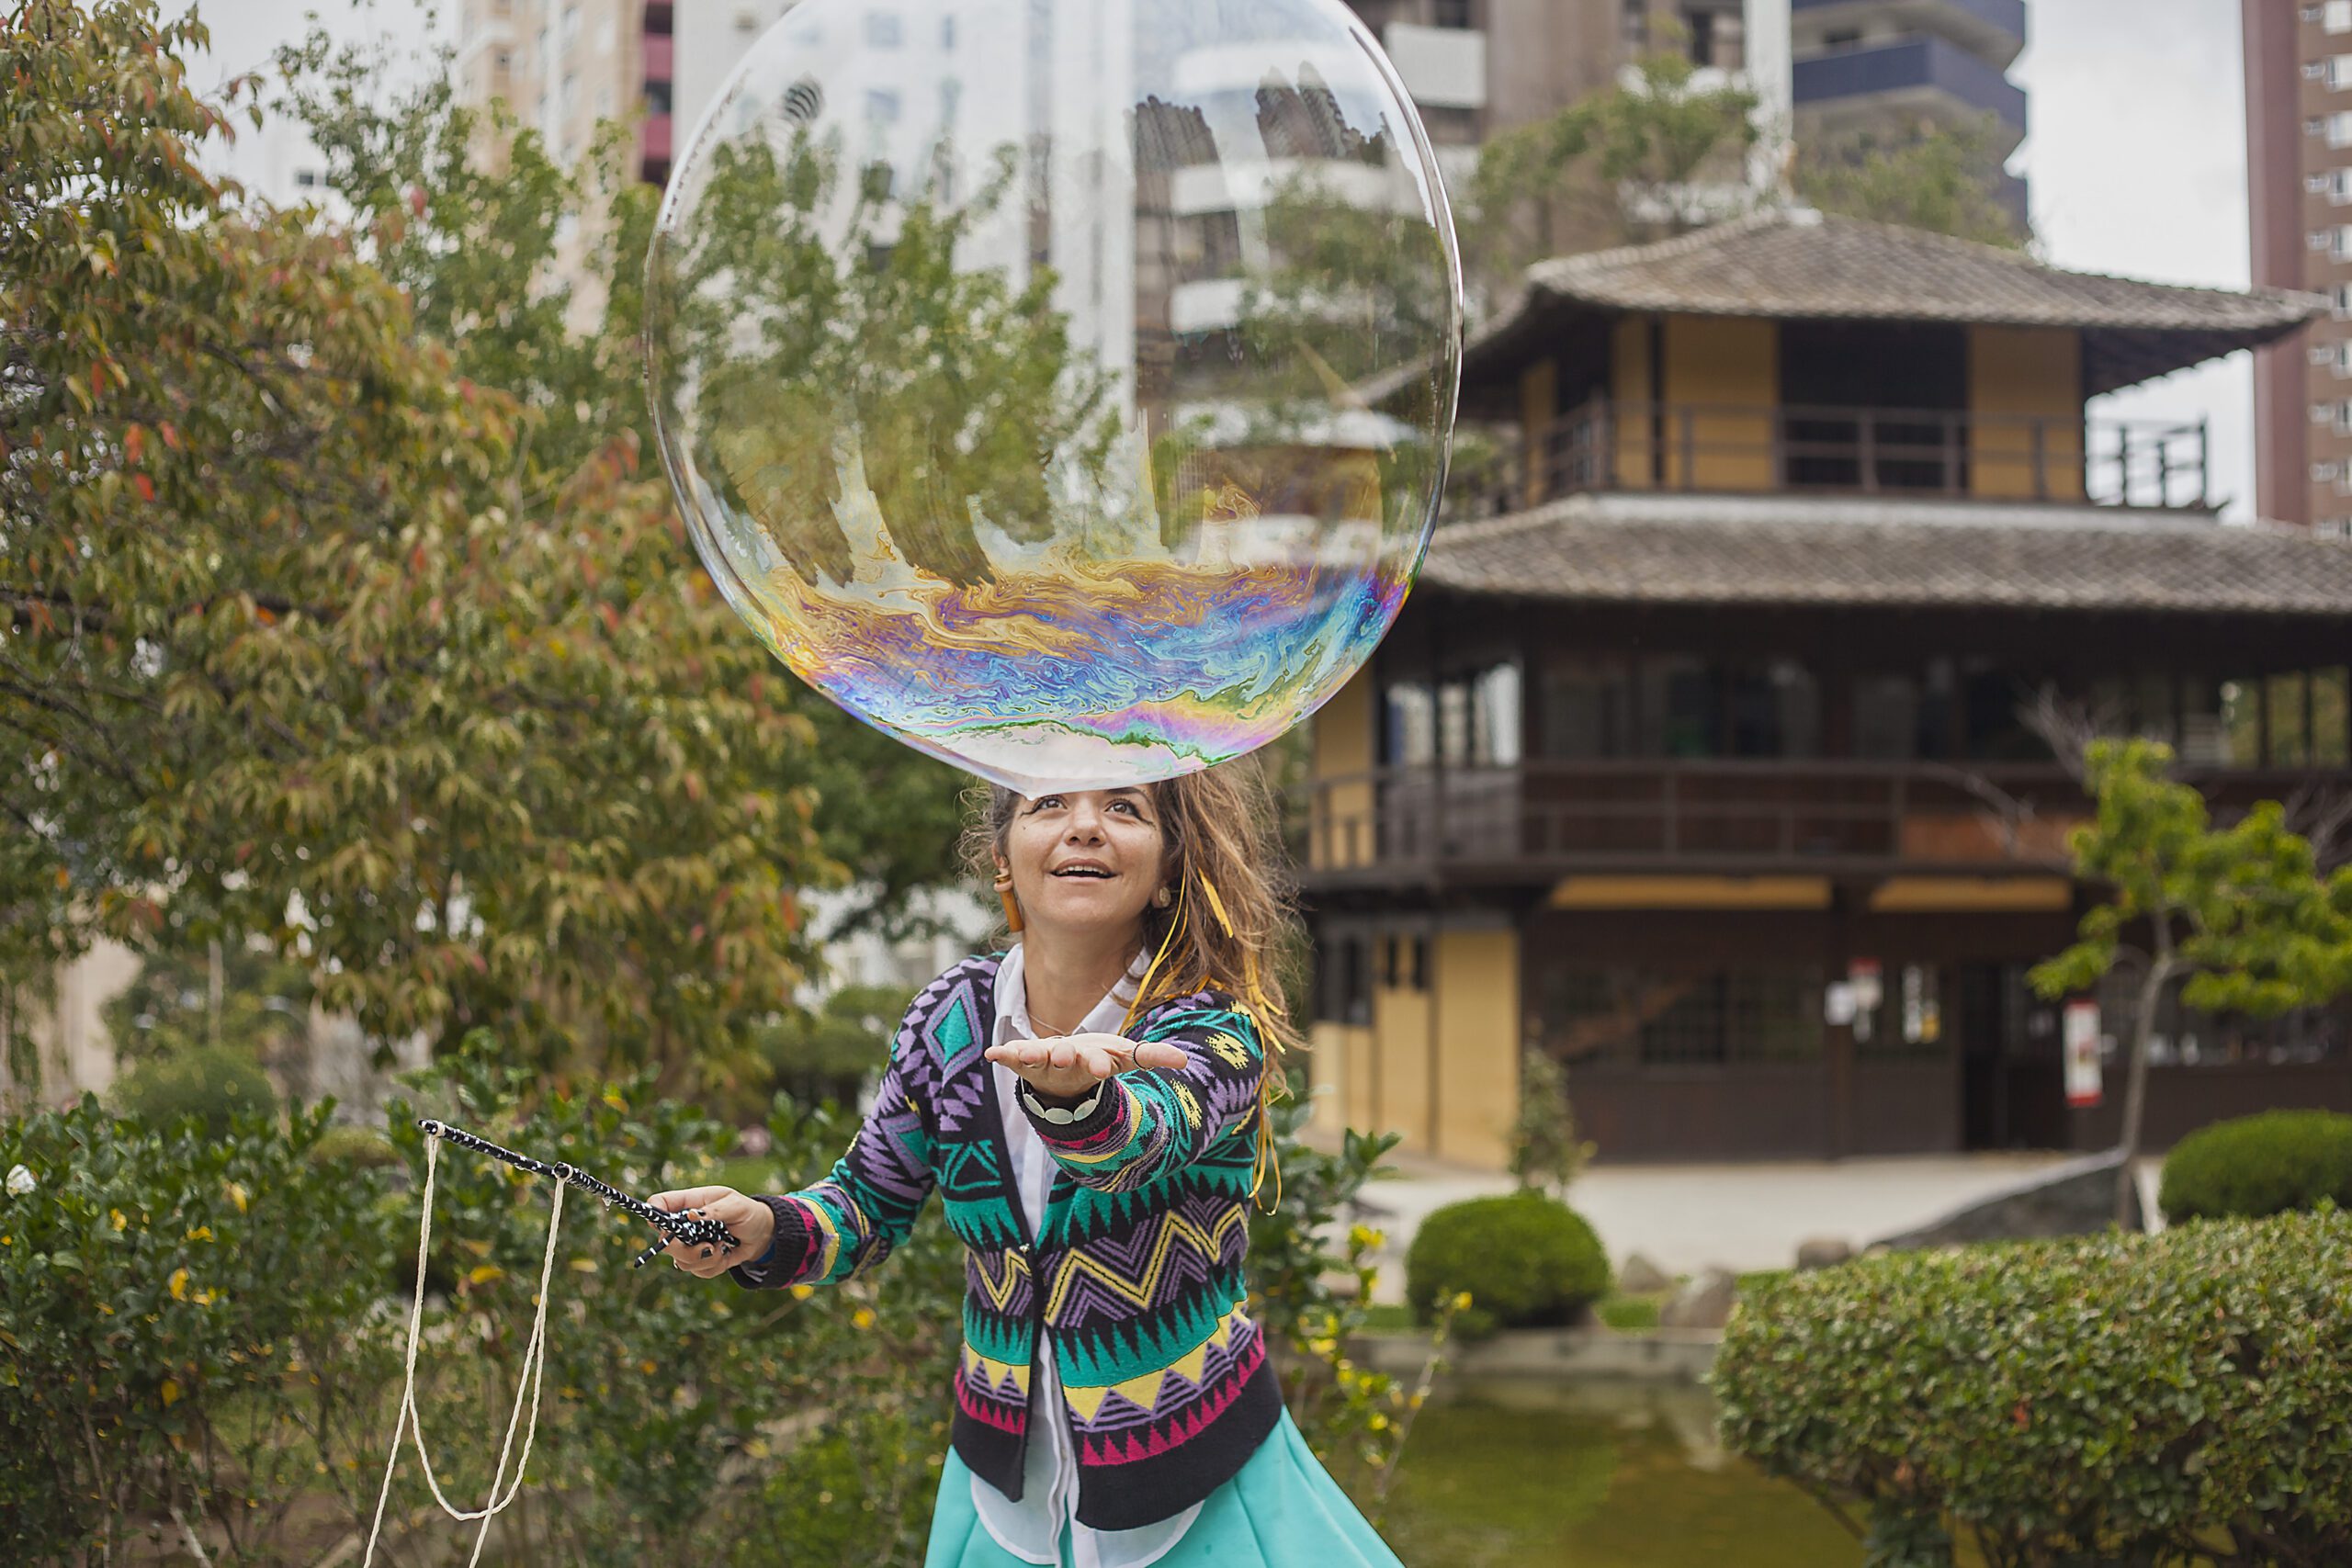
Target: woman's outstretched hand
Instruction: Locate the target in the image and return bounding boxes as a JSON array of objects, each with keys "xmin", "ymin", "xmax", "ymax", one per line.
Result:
[
  {"xmin": 643, "ymin": 1185, "xmax": 777, "ymax": 1279},
  {"xmin": 984, "ymin": 1032, "xmax": 1188, "ymax": 1103}
]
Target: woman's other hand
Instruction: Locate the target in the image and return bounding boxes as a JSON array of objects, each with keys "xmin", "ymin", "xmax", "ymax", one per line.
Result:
[
  {"xmin": 984, "ymin": 1032, "xmax": 1188, "ymax": 1102},
  {"xmin": 643, "ymin": 1185, "xmax": 777, "ymax": 1279}
]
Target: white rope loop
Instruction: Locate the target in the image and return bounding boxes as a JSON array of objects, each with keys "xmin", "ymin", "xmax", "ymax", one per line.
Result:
[{"xmin": 362, "ymin": 1132, "xmax": 568, "ymax": 1566}]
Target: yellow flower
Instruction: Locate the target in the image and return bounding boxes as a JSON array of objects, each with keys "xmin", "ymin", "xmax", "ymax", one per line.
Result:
[
  {"xmin": 790, "ymin": 1283, "xmax": 815, "ymax": 1301},
  {"xmin": 1451, "ymin": 1291, "xmax": 1474, "ymax": 1312},
  {"xmin": 852, "ymin": 1307, "xmax": 876, "ymax": 1331},
  {"xmin": 110, "ymin": 1209, "xmax": 128, "ymax": 1233},
  {"xmin": 168, "ymin": 1268, "xmax": 190, "ymax": 1301},
  {"xmin": 160, "ymin": 1378, "xmax": 181, "ymax": 1407},
  {"xmin": 225, "ymin": 1182, "xmax": 249, "ymax": 1213},
  {"xmin": 186, "ymin": 1225, "xmax": 212, "ymax": 1243},
  {"xmin": 468, "ymin": 1265, "xmax": 504, "ymax": 1286}
]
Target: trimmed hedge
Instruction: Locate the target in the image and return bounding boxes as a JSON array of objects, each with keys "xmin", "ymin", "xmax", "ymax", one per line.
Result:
[
  {"xmin": 1404, "ymin": 1190, "xmax": 1611, "ymax": 1338},
  {"xmin": 2159, "ymin": 1109, "xmax": 2352, "ymax": 1224},
  {"xmin": 1716, "ymin": 1213, "xmax": 2352, "ymax": 1567},
  {"xmin": 112, "ymin": 1045, "xmax": 274, "ymax": 1139}
]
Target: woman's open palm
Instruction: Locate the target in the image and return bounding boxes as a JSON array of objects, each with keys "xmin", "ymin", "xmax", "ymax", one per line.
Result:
[{"xmin": 984, "ymin": 1032, "xmax": 1188, "ymax": 1101}]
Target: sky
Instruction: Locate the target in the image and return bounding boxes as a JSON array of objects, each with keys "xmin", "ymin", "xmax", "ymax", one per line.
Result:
[
  {"xmin": 2015, "ymin": 0, "xmax": 2258, "ymax": 521},
  {"xmin": 179, "ymin": 0, "xmax": 2266, "ymax": 517}
]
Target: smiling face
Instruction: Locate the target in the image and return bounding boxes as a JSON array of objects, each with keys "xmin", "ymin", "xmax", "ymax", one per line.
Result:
[{"xmin": 997, "ymin": 787, "xmax": 1169, "ymax": 942}]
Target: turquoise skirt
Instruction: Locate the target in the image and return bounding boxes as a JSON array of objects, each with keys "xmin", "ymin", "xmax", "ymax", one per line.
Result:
[{"xmin": 924, "ymin": 1412, "xmax": 1406, "ymax": 1568}]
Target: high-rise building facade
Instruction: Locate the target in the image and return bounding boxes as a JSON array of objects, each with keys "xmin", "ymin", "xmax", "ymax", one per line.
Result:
[
  {"xmin": 1788, "ymin": 0, "xmax": 2028, "ymax": 220},
  {"xmin": 2246, "ymin": 0, "xmax": 2352, "ymax": 534}
]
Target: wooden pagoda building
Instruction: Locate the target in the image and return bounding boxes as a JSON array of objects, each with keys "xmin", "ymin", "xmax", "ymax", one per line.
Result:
[{"xmin": 1301, "ymin": 210, "xmax": 2352, "ymax": 1166}]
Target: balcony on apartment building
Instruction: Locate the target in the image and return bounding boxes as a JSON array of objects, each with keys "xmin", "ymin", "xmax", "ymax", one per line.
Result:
[{"xmin": 1793, "ymin": 32, "xmax": 2028, "ymax": 152}]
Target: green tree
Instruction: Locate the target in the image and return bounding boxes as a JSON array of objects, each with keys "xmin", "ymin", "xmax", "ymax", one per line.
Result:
[
  {"xmin": 2030, "ymin": 739, "xmax": 2352, "ymax": 1225},
  {"xmin": 4, "ymin": 1, "xmax": 831, "ymax": 1088},
  {"xmin": 100, "ymin": 928, "xmax": 311, "ymax": 1069},
  {"xmin": 1795, "ymin": 117, "xmax": 2030, "ymax": 251},
  {"xmin": 1465, "ymin": 41, "xmax": 1759, "ymax": 300},
  {"xmin": 274, "ymin": 28, "xmax": 980, "ymax": 940},
  {"xmin": 1507, "ymin": 1046, "xmax": 1594, "ymax": 1199}
]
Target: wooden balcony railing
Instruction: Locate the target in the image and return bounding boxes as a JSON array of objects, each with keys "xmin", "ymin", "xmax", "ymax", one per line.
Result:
[
  {"xmin": 1299, "ymin": 760, "xmax": 2325, "ymax": 882},
  {"xmin": 1453, "ymin": 399, "xmax": 2212, "ymax": 517}
]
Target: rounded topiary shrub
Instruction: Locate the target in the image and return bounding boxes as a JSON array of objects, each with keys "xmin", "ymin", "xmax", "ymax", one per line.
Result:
[
  {"xmin": 2159, "ymin": 1109, "xmax": 2352, "ymax": 1224},
  {"xmin": 1404, "ymin": 1190, "xmax": 1611, "ymax": 1338},
  {"xmin": 114, "ymin": 1046, "xmax": 275, "ymax": 1139}
]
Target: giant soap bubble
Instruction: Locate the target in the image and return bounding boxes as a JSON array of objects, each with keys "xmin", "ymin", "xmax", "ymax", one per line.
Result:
[{"xmin": 647, "ymin": 0, "xmax": 1462, "ymax": 793}]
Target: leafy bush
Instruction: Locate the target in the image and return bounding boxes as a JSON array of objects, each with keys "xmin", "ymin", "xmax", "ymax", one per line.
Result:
[
  {"xmin": 2158, "ymin": 1109, "xmax": 2352, "ymax": 1223},
  {"xmin": 1404, "ymin": 1190, "xmax": 1611, "ymax": 1338},
  {"xmin": 1249, "ymin": 1096, "xmax": 1455, "ymax": 1502},
  {"xmin": 308, "ymin": 1122, "xmax": 403, "ymax": 1171},
  {"xmin": 1716, "ymin": 1212, "xmax": 2352, "ymax": 1567},
  {"xmin": 746, "ymin": 983, "xmax": 910, "ymax": 1112},
  {"xmin": 112, "ymin": 1044, "xmax": 276, "ymax": 1137},
  {"xmin": 1, "ymin": 1055, "xmax": 967, "ymax": 1568}
]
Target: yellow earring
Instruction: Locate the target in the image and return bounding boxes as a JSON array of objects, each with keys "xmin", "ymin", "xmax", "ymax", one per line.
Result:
[{"xmin": 994, "ymin": 871, "xmax": 1024, "ymax": 933}]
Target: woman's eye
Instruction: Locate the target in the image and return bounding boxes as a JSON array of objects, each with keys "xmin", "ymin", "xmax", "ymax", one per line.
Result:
[{"xmin": 1030, "ymin": 795, "xmax": 1063, "ymax": 811}]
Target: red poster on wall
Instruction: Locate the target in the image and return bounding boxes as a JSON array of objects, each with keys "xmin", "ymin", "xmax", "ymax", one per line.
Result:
[{"xmin": 2064, "ymin": 1000, "xmax": 2103, "ymax": 1108}]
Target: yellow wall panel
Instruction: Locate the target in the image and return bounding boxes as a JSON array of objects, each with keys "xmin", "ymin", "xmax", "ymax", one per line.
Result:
[
  {"xmin": 1663, "ymin": 315, "xmax": 1779, "ymax": 491},
  {"xmin": 1434, "ymin": 931, "xmax": 1520, "ymax": 1171},
  {"xmin": 1611, "ymin": 315, "xmax": 1656, "ymax": 491},
  {"xmin": 1373, "ymin": 985, "xmax": 1433, "ymax": 1154},
  {"xmin": 1520, "ymin": 356, "xmax": 1558, "ymax": 508},
  {"xmin": 1307, "ymin": 669, "xmax": 1376, "ymax": 870},
  {"xmin": 1969, "ymin": 325, "xmax": 2085, "ymax": 501},
  {"xmin": 1306, "ymin": 1021, "xmax": 1378, "ymax": 1140}
]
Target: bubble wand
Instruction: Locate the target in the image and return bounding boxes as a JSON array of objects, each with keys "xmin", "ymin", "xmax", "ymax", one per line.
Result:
[
  {"xmin": 360, "ymin": 1122, "xmax": 746, "ymax": 1566},
  {"xmin": 415, "ymin": 1118, "xmax": 740, "ymax": 1268}
]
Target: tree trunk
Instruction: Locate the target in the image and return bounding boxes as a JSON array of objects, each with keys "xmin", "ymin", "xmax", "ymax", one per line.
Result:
[{"xmin": 2116, "ymin": 949, "xmax": 2175, "ymax": 1231}]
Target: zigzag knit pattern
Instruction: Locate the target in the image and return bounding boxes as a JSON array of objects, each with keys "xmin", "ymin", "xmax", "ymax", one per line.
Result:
[{"xmin": 731, "ymin": 953, "xmax": 1283, "ymax": 1531}]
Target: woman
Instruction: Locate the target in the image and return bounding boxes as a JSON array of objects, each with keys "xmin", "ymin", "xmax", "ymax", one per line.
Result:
[{"xmin": 651, "ymin": 763, "xmax": 1405, "ymax": 1568}]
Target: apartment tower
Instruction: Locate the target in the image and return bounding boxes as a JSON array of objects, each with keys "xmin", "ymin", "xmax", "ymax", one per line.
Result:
[{"xmin": 2247, "ymin": 0, "xmax": 2352, "ymax": 533}]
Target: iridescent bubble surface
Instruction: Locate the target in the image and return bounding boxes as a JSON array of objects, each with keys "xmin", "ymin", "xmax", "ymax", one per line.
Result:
[{"xmin": 647, "ymin": 0, "xmax": 1462, "ymax": 793}]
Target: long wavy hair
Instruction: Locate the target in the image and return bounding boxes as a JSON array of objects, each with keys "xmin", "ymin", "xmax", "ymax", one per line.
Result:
[{"xmin": 960, "ymin": 759, "xmax": 1306, "ymax": 1193}]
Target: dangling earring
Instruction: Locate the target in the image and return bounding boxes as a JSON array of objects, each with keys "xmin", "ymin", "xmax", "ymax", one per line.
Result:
[
  {"xmin": 994, "ymin": 871, "xmax": 1024, "ymax": 933},
  {"xmin": 1154, "ymin": 886, "xmax": 1173, "ymax": 909}
]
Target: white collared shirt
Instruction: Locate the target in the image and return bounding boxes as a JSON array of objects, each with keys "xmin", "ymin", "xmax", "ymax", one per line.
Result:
[{"xmin": 977, "ymin": 942, "xmax": 1201, "ymax": 1568}]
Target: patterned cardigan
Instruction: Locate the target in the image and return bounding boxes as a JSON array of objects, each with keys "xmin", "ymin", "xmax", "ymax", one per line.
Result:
[{"xmin": 729, "ymin": 953, "xmax": 1283, "ymax": 1530}]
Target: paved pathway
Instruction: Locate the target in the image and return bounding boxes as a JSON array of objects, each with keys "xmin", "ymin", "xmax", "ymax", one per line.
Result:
[{"xmin": 1348, "ymin": 1149, "xmax": 2162, "ymax": 1302}]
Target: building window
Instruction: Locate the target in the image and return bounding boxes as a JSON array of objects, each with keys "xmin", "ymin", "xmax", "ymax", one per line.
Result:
[
  {"xmin": 2327, "ymin": 111, "xmax": 2352, "ymax": 146},
  {"xmin": 2333, "ymin": 225, "xmax": 2352, "ymax": 259},
  {"xmin": 866, "ymin": 87, "xmax": 900, "ymax": 123},
  {"xmin": 295, "ymin": 168, "xmax": 320, "ymax": 188},
  {"xmin": 2332, "ymin": 54, "xmax": 2352, "ymax": 90},
  {"xmin": 865, "ymin": 10, "xmax": 903, "ymax": 47},
  {"xmin": 2332, "ymin": 168, "xmax": 2352, "ymax": 204},
  {"xmin": 645, "ymin": 79, "xmax": 672, "ymax": 115},
  {"xmin": 1385, "ymin": 664, "xmax": 1521, "ymax": 767},
  {"xmin": 2331, "ymin": 0, "xmax": 2352, "ymax": 33},
  {"xmin": 2319, "ymin": 517, "xmax": 2352, "ymax": 536},
  {"xmin": 1434, "ymin": 0, "xmax": 1475, "ymax": 27},
  {"xmin": 2334, "ymin": 284, "xmax": 2352, "ymax": 317},
  {"xmin": 2315, "ymin": 461, "xmax": 2342, "ymax": 483},
  {"xmin": 1856, "ymin": 964, "xmax": 1944, "ymax": 1055},
  {"xmin": 1539, "ymin": 965, "xmax": 1827, "ymax": 1068},
  {"xmin": 943, "ymin": 13, "xmax": 957, "ymax": 49}
]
